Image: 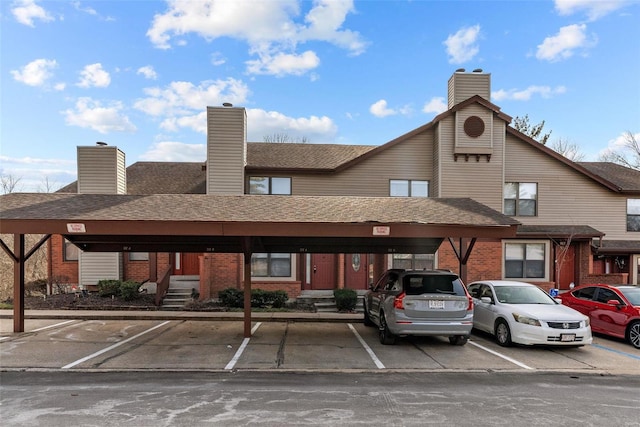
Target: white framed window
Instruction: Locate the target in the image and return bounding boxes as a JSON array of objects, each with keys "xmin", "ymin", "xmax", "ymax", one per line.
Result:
[
  {"xmin": 390, "ymin": 180, "xmax": 429, "ymax": 197},
  {"xmin": 504, "ymin": 182, "xmax": 537, "ymax": 216},
  {"xmin": 627, "ymin": 199, "xmax": 640, "ymax": 232},
  {"xmin": 63, "ymin": 239, "xmax": 79, "ymax": 261},
  {"xmin": 392, "ymin": 254, "xmax": 434, "ymax": 270},
  {"xmin": 251, "ymin": 253, "xmax": 292, "ymax": 277},
  {"xmin": 249, "ymin": 177, "xmax": 291, "ymax": 195},
  {"xmin": 503, "ymin": 240, "xmax": 549, "ymax": 281}
]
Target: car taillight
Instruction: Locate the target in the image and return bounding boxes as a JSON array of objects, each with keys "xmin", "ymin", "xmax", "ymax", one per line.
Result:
[
  {"xmin": 394, "ymin": 292, "xmax": 406, "ymax": 310},
  {"xmin": 467, "ymin": 296, "xmax": 474, "ymax": 311}
]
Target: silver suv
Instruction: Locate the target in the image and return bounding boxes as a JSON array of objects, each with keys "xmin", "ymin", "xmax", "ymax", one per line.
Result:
[{"xmin": 364, "ymin": 269, "xmax": 474, "ymax": 345}]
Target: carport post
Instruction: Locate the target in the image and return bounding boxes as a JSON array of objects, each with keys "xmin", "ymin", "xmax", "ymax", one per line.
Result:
[
  {"xmin": 13, "ymin": 234, "xmax": 25, "ymax": 333},
  {"xmin": 242, "ymin": 238, "xmax": 252, "ymax": 338}
]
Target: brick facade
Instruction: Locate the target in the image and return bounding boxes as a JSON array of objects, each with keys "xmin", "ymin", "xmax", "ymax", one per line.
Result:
[{"xmin": 49, "ymin": 234, "xmax": 79, "ymax": 286}]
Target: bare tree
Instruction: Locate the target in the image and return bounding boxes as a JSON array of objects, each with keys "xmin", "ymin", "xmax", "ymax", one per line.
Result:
[
  {"xmin": 37, "ymin": 176, "xmax": 60, "ymax": 193},
  {"xmin": 263, "ymin": 133, "xmax": 309, "ymax": 143},
  {"xmin": 598, "ymin": 131, "xmax": 640, "ymax": 170},
  {"xmin": 550, "ymin": 138, "xmax": 585, "ymax": 162},
  {"xmin": 512, "ymin": 115, "xmax": 552, "ymax": 145},
  {"xmin": 1, "ymin": 174, "xmax": 22, "ymax": 194}
]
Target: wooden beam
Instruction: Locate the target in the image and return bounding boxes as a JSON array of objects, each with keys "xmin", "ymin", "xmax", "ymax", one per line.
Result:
[
  {"xmin": 13, "ymin": 234, "xmax": 25, "ymax": 333},
  {"xmin": 242, "ymin": 237, "xmax": 253, "ymax": 338}
]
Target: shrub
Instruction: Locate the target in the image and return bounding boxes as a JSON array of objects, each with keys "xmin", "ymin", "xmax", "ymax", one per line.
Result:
[
  {"xmin": 119, "ymin": 280, "xmax": 141, "ymax": 301},
  {"xmin": 218, "ymin": 288, "xmax": 289, "ymax": 309},
  {"xmin": 219, "ymin": 288, "xmax": 244, "ymax": 308},
  {"xmin": 25, "ymin": 279, "xmax": 47, "ymax": 296},
  {"xmin": 97, "ymin": 280, "xmax": 121, "ymax": 297},
  {"xmin": 334, "ymin": 288, "xmax": 357, "ymax": 312}
]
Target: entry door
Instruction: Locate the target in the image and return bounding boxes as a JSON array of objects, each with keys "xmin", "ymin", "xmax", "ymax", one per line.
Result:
[
  {"xmin": 556, "ymin": 244, "xmax": 575, "ymax": 289},
  {"xmin": 310, "ymin": 253, "xmax": 336, "ymax": 289},
  {"xmin": 345, "ymin": 254, "xmax": 369, "ymax": 289},
  {"xmin": 173, "ymin": 253, "xmax": 200, "ymax": 275},
  {"xmin": 633, "ymin": 255, "xmax": 640, "ymax": 285}
]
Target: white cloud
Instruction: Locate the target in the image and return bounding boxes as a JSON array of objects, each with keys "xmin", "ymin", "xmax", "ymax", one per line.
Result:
[
  {"xmin": 536, "ymin": 24, "xmax": 596, "ymax": 62},
  {"xmin": 554, "ymin": 0, "xmax": 629, "ymax": 21},
  {"xmin": 422, "ymin": 97, "xmax": 447, "ymax": 115},
  {"xmin": 11, "ymin": 0, "xmax": 54, "ymax": 27},
  {"xmin": 160, "ymin": 111, "xmax": 207, "ymax": 133},
  {"xmin": 71, "ymin": 1, "xmax": 97, "ymax": 15},
  {"xmin": 443, "ymin": 25, "xmax": 481, "ymax": 64},
  {"xmin": 11, "ymin": 58, "xmax": 57, "ymax": 86},
  {"xmin": 246, "ymin": 108, "xmax": 337, "ymax": 142},
  {"xmin": 134, "ymin": 78, "xmax": 250, "ymax": 117},
  {"xmin": 140, "ymin": 142, "xmax": 206, "ymax": 161},
  {"xmin": 62, "ymin": 97, "xmax": 136, "ymax": 134},
  {"xmin": 369, "ymin": 100, "xmax": 396, "ymax": 118},
  {"xmin": 246, "ymin": 50, "xmax": 320, "ymax": 76},
  {"xmin": 492, "ymin": 85, "xmax": 567, "ymax": 101},
  {"xmin": 137, "ymin": 65, "xmax": 158, "ymax": 80},
  {"xmin": 146, "ymin": 0, "xmax": 366, "ymax": 76},
  {"xmin": 77, "ymin": 63, "xmax": 111, "ymax": 88},
  {"xmin": 0, "ymin": 156, "xmax": 76, "ymax": 192},
  {"xmin": 599, "ymin": 131, "xmax": 640, "ymax": 157},
  {"xmin": 210, "ymin": 52, "xmax": 226, "ymax": 66}
]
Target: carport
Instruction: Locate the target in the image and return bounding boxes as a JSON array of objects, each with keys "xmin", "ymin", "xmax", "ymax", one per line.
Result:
[{"xmin": 1, "ymin": 192, "xmax": 519, "ymax": 334}]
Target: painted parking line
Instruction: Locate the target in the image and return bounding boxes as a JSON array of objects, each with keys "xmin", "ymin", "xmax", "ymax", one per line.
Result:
[
  {"xmin": 32, "ymin": 320, "xmax": 78, "ymax": 332},
  {"xmin": 225, "ymin": 322, "xmax": 263, "ymax": 370},
  {"xmin": 61, "ymin": 321, "xmax": 171, "ymax": 369},
  {"xmin": 348, "ymin": 323, "xmax": 385, "ymax": 369},
  {"xmin": 593, "ymin": 343, "xmax": 640, "ymax": 361},
  {"xmin": 468, "ymin": 340, "xmax": 534, "ymax": 370}
]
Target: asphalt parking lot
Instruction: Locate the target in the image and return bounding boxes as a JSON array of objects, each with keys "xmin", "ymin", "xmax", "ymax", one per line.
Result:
[{"xmin": 1, "ymin": 315, "xmax": 639, "ymax": 375}]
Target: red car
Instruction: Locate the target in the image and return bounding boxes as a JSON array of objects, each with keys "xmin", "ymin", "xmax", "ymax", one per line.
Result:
[{"xmin": 560, "ymin": 284, "xmax": 640, "ymax": 349}]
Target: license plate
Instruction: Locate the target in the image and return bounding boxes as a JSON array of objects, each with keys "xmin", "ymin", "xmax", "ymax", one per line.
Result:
[
  {"xmin": 560, "ymin": 334, "xmax": 576, "ymax": 342},
  {"xmin": 428, "ymin": 300, "xmax": 445, "ymax": 309}
]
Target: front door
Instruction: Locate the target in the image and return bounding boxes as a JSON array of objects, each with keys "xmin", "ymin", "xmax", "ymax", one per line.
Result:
[
  {"xmin": 556, "ymin": 244, "xmax": 576, "ymax": 289},
  {"xmin": 345, "ymin": 254, "xmax": 369, "ymax": 289},
  {"xmin": 173, "ymin": 252, "xmax": 200, "ymax": 275},
  {"xmin": 310, "ymin": 253, "xmax": 336, "ymax": 289}
]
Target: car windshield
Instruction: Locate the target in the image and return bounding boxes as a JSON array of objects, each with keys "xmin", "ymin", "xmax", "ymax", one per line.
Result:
[
  {"xmin": 619, "ymin": 287, "xmax": 640, "ymax": 306},
  {"xmin": 403, "ymin": 274, "xmax": 466, "ymax": 296},
  {"xmin": 494, "ymin": 285, "xmax": 555, "ymax": 305}
]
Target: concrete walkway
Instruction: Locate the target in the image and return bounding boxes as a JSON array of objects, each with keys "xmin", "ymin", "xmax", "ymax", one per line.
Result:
[{"xmin": 0, "ymin": 309, "xmax": 362, "ymax": 323}]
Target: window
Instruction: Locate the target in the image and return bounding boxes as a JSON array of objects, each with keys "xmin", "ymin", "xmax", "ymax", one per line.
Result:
[
  {"xmin": 392, "ymin": 254, "xmax": 434, "ymax": 270},
  {"xmin": 249, "ymin": 177, "xmax": 291, "ymax": 195},
  {"xmin": 63, "ymin": 239, "xmax": 79, "ymax": 261},
  {"xmin": 504, "ymin": 182, "xmax": 537, "ymax": 216},
  {"xmin": 595, "ymin": 288, "xmax": 622, "ymax": 304},
  {"xmin": 251, "ymin": 253, "xmax": 291, "ymax": 277},
  {"xmin": 627, "ymin": 199, "xmax": 640, "ymax": 231},
  {"xmin": 573, "ymin": 287, "xmax": 596, "ymax": 300},
  {"xmin": 129, "ymin": 252, "xmax": 149, "ymax": 261},
  {"xmin": 504, "ymin": 242, "xmax": 546, "ymax": 279},
  {"xmin": 390, "ymin": 180, "xmax": 429, "ymax": 197}
]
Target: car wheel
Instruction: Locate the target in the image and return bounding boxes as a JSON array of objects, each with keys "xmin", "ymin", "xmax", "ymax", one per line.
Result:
[
  {"xmin": 363, "ymin": 303, "xmax": 374, "ymax": 327},
  {"xmin": 627, "ymin": 321, "xmax": 640, "ymax": 349},
  {"xmin": 448, "ymin": 335, "xmax": 468, "ymax": 346},
  {"xmin": 378, "ymin": 312, "xmax": 396, "ymax": 345},
  {"xmin": 495, "ymin": 319, "xmax": 512, "ymax": 347}
]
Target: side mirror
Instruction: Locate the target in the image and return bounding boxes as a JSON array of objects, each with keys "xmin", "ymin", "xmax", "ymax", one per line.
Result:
[
  {"xmin": 480, "ymin": 296, "xmax": 492, "ymax": 304},
  {"xmin": 606, "ymin": 299, "xmax": 624, "ymax": 309}
]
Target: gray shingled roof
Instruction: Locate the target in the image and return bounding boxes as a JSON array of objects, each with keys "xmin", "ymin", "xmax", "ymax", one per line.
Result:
[
  {"xmin": 578, "ymin": 162, "xmax": 640, "ymax": 192},
  {"xmin": 246, "ymin": 142, "xmax": 376, "ymax": 170},
  {"xmin": 1, "ymin": 193, "xmax": 519, "ymax": 227},
  {"xmin": 516, "ymin": 225, "xmax": 604, "ymax": 238}
]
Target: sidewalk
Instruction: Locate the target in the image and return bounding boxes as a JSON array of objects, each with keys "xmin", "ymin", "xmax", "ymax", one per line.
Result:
[{"xmin": 0, "ymin": 309, "xmax": 362, "ymax": 323}]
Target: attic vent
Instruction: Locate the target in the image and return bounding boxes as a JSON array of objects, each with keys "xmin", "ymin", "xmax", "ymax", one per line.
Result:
[{"xmin": 464, "ymin": 116, "xmax": 485, "ymax": 138}]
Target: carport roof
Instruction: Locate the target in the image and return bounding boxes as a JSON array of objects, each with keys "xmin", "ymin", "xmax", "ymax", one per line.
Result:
[{"xmin": 0, "ymin": 193, "xmax": 519, "ymax": 253}]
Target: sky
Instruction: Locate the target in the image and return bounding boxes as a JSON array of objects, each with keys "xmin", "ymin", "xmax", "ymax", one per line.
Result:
[{"xmin": 1, "ymin": 0, "xmax": 639, "ymax": 192}]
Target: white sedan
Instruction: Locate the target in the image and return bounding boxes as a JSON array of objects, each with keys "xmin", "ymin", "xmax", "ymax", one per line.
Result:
[{"xmin": 467, "ymin": 280, "xmax": 592, "ymax": 347}]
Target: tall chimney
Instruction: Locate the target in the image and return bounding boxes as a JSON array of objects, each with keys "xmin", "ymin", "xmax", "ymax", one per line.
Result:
[
  {"xmin": 206, "ymin": 105, "xmax": 247, "ymax": 195},
  {"xmin": 447, "ymin": 69, "xmax": 491, "ymax": 108},
  {"xmin": 77, "ymin": 143, "xmax": 126, "ymax": 194}
]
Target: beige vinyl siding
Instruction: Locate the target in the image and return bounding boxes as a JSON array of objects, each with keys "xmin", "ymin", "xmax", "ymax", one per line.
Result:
[
  {"xmin": 437, "ymin": 115, "xmax": 505, "ymax": 211},
  {"xmin": 77, "ymin": 146, "xmax": 126, "ymax": 194},
  {"xmin": 432, "ymin": 124, "xmax": 441, "ymax": 197},
  {"xmin": 291, "ymin": 131, "xmax": 434, "ymax": 196},
  {"xmin": 447, "ymin": 72, "xmax": 491, "ymax": 108},
  {"xmin": 454, "ymin": 105, "xmax": 494, "ymax": 154},
  {"xmin": 505, "ymin": 134, "xmax": 632, "ymax": 240},
  {"xmin": 78, "ymin": 252, "xmax": 122, "ymax": 288},
  {"xmin": 207, "ymin": 107, "xmax": 246, "ymax": 195}
]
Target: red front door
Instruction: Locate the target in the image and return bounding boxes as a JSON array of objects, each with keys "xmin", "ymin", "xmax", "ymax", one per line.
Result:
[
  {"xmin": 556, "ymin": 244, "xmax": 575, "ymax": 289},
  {"xmin": 310, "ymin": 253, "xmax": 336, "ymax": 289},
  {"xmin": 345, "ymin": 254, "xmax": 369, "ymax": 289},
  {"xmin": 173, "ymin": 253, "xmax": 201, "ymax": 275}
]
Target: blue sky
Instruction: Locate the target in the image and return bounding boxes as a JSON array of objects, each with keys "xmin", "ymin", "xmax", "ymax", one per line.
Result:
[{"xmin": 1, "ymin": 0, "xmax": 639, "ymax": 192}]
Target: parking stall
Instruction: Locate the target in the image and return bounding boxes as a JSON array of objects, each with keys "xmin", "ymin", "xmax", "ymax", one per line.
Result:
[{"xmin": 1, "ymin": 318, "xmax": 638, "ymax": 374}]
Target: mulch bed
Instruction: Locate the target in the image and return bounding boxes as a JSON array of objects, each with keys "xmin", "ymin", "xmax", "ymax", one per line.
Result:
[{"xmin": 14, "ymin": 293, "xmax": 159, "ymax": 311}]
